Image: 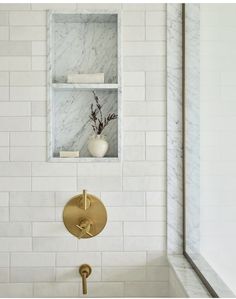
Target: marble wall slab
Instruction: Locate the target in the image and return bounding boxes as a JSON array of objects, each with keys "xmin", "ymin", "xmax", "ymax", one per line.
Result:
[
  {"xmin": 53, "ymin": 89, "xmax": 118, "ymax": 157},
  {"xmin": 53, "ymin": 19, "xmax": 117, "ymax": 83}
]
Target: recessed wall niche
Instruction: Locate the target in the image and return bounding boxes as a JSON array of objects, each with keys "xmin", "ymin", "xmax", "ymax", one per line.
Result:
[{"xmin": 47, "ymin": 12, "xmax": 121, "ymax": 161}]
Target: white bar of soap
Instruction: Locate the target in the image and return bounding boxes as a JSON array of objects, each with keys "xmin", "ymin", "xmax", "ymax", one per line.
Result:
[
  {"xmin": 60, "ymin": 151, "xmax": 80, "ymax": 158},
  {"xmin": 67, "ymin": 73, "xmax": 104, "ymax": 84}
]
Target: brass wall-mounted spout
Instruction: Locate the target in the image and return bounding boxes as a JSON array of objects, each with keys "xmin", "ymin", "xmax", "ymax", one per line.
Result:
[{"xmin": 79, "ymin": 264, "xmax": 92, "ymax": 295}]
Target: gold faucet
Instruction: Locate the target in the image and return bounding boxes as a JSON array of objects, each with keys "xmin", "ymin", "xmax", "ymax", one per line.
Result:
[
  {"xmin": 76, "ymin": 218, "xmax": 93, "ymax": 239},
  {"xmin": 79, "ymin": 264, "xmax": 92, "ymax": 295}
]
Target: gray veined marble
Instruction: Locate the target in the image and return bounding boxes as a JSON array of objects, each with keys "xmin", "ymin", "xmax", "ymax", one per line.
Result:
[
  {"xmin": 53, "ymin": 89, "xmax": 118, "ymax": 158},
  {"xmin": 53, "ymin": 20, "xmax": 117, "ymax": 84}
]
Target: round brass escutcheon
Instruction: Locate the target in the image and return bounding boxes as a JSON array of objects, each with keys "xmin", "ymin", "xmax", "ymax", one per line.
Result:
[{"xmin": 63, "ymin": 191, "xmax": 107, "ymax": 239}]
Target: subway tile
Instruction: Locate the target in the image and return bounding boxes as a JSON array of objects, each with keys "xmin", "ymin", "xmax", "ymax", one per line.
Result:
[
  {"xmin": 32, "ymin": 162, "xmax": 76, "ymax": 177},
  {"xmin": 124, "ymin": 56, "xmax": 165, "ymax": 71},
  {"xmin": 0, "ymin": 27, "xmax": 9, "ymax": 40},
  {"xmin": 77, "ymin": 163, "xmax": 121, "ymax": 177},
  {"xmin": 147, "ymin": 251, "xmax": 168, "ymax": 266},
  {"xmin": 34, "ymin": 282, "xmax": 79, "ymax": 298},
  {"xmin": 0, "ymin": 148, "xmax": 9, "ymax": 161},
  {"xmin": 124, "ymin": 41, "xmax": 165, "ymax": 56},
  {"xmin": 146, "ymin": 86, "xmax": 166, "ymax": 101},
  {"xmin": 0, "ymin": 72, "xmax": 9, "ymax": 85},
  {"xmin": 124, "ymin": 132, "xmax": 145, "ymax": 146},
  {"xmin": 32, "ymin": 56, "xmax": 46, "ymax": 71},
  {"xmin": 10, "ymin": 86, "xmax": 46, "ymax": 101},
  {"xmin": 56, "ymin": 252, "xmax": 101, "ymax": 267},
  {"xmin": 124, "ymin": 221, "xmax": 166, "ymax": 236},
  {"xmin": 78, "ymin": 237, "xmax": 123, "ymax": 252},
  {"xmin": 0, "ymin": 268, "xmax": 9, "ymax": 282},
  {"xmin": 32, "ymin": 177, "xmax": 76, "ymax": 191},
  {"xmin": 79, "ymin": 282, "xmax": 123, "ymax": 297},
  {"xmin": 0, "ymin": 192, "xmax": 9, "ymax": 206},
  {"xmin": 10, "ymin": 207, "xmax": 55, "ymax": 222},
  {"xmin": 123, "ymin": 26, "xmax": 145, "ymax": 41},
  {"xmin": 146, "ymin": 146, "xmax": 166, "ymax": 161},
  {"xmin": 31, "ymin": 3, "xmax": 77, "ymax": 10},
  {"xmin": 0, "ymin": 12, "xmax": 8, "ymax": 26},
  {"xmin": 147, "ymin": 206, "xmax": 166, "ymax": 221},
  {"xmin": 10, "ymin": 132, "xmax": 46, "ymax": 146},
  {"xmin": 0, "ymin": 102, "xmax": 30, "ymax": 116},
  {"xmin": 101, "ymin": 191, "xmax": 145, "ymax": 207},
  {"xmin": 0, "ymin": 162, "xmax": 31, "ymax": 176},
  {"xmin": 124, "ymin": 116, "xmax": 166, "ymax": 131},
  {"xmin": 31, "ymin": 102, "xmax": 46, "ymax": 116},
  {"xmin": 123, "ymin": 176, "xmax": 166, "ymax": 191},
  {"xmin": 0, "ymin": 253, "xmax": 9, "ymax": 267},
  {"xmin": 0, "ymin": 41, "xmax": 31, "ymax": 56},
  {"xmin": 146, "ymin": 11, "xmax": 166, "ymax": 26},
  {"xmin": 33, "ymin": 237, "xmax": 77, "ymax": 252},
  {"xmin": 0, "ymin": 86, "xmax": 9, "ymax": 100},
  {"xmin": 124, "ymin": 86, "xmax": 145, "ymax": 101},
  {"xmin": 123, "ymin": 71, "xmax": 145, "ymax": 86},
  {"xmin": 146, "ymin": 71, "xmax": 166, "ymax": 86},
  {"xmin": 77, "ymin": 176, "xmax": 122, "ymax": 192},
  {"xmin": 10, "ymin": 147, "xmax": 46, "ymax": 161},
  {"xmin": 0, "ymin": 207, "xmax": 9, "ymax": 221},
  {"xmin": 0, "ymin": 57, "xmax": 31, "ymax": 71},
  {"xmin": 0, "ymin": 222, "xmax": 31, "ymax": 236},
  {"xmin": 102, "ymin": 267, "xmax": 145, "ymax": 282},
  {"xmin": 125, "ymin": 281, "xmax": 168, "ymax": 297},
  {"xmin": 0, "ymin": 177, "xmax": 31, "ymax": 191},
  {"xmin": 0, "ymin": 117, "xmax": 30, "ymax": 131},
  {"xmin": 146, "ymin": 131, "xmax": 166, "ymax": 146},
  {"xmin": 146, "ymin": 191, "xmax": 166, "ymax": 206},
  {"xmin": 11, "ymin": 252, "xmax": 55, "ymax": 267},
  {"xmin": 0, "ymin": 4, "xmax": 31, "ymax": 10},
  {"xmin": 10, "ymin": 72, "xmax": 46, "ymax": 86},
  {"xmin": 55, "ymin": 191, "xmax": 79, "ymax": 207},
  {"xmin": 124, "ymin": 146, "xmax": 145, "ymax": 161},
  {"xmin": 146, "ymin": 26, "xmax": 166, "ymax": 41},
  {"xmin": 124, "ymin": 236, "xmax": 166, "ymax": 251},
  {"xmin": 146, "ymin": 266, "xmax": 169, "ymax": 281},
  {"xmin": 10, "ymin": 191, "xmax": 54, "ymax": 207},
  {"xmin": 99, "ymin": 222, "xmax": 123, "ymax": 237},
  {"xmin": 31, "ymin": 116, "xmax": 46, "ymax": 131},
  {"xmin": 56, "ymin": 267, "xmax": 101, "ymax": 282},
  {"xmin": 0, "ymin": 133, "xmax": 9, "ymax": 146},
  {"xmin": 0, "ymin": 283, "xmax": 33, "ymax": 297},
  {"xmin": 32, "ymin": 41, "xmax": 46, "ymax": 55},
  {"xmin": 122, "ymin": 11, "xmax": 145, "ymax": 26},
  {"xmin": 107, "ymin": 207, "xmax": 145, "ymax": 221},
  {"xmin": 123, "ymin": 161, "xmax": 166, "ymax": 176},
  {"xmin": 102, "ymin": 252, "xmax": 146, "ymax": 266},
  {"xmin": 0, "ymin": 237, "xmax": 32, "ymax": 251},
  {"xmin": 9, "ymin": 11, "xmax": 46, "ymax": 26},
  {"xmin": 33, "ymin": 222, "xmax": 67, "ymax": 237},
  {"xmin": 10, "ymin": 26, "xmax": 46, "ymax": 41},
  {"xmin": 124, "ymin": 101, "xmax": 166, "ymax": 116},
  {"xmin": 11, "ymin": 267, "xmax": 54, "ymax": 283}
]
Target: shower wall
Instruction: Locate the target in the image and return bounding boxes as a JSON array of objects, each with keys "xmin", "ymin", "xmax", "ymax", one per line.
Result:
[{"xmin": 0, "ymin": 3, "xmax": 167, "ymax": 297}]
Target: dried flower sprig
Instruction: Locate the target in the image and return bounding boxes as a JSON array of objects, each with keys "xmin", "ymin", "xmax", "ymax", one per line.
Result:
[{"xmin": 89, "ymin": 91, "xmax": 118, "ymax": 135}]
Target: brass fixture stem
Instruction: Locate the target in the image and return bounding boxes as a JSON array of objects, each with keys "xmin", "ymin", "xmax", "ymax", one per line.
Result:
[
  {"xmin": 82, "ymin": 273, "xmax": 87, "ymax": 295},
  {"xmin": 79, "ymin": 264, "xmax": 92, "ymax": 295}
]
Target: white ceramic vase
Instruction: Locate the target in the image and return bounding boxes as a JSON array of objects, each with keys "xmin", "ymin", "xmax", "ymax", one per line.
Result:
[{"xmin": 88, "ymin": 135, "xmax": 108, "ymax": 158}]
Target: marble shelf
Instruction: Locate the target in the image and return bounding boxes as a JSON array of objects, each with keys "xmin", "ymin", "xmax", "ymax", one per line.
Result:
[{"xmin": 52, "ymin": 83, "xmax": 119, "ymax": 90}]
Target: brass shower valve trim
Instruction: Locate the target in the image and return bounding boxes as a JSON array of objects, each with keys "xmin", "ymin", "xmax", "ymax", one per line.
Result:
[{"xmin": 63, "ymin": 189, "xmax": 107, "ymax": 239}]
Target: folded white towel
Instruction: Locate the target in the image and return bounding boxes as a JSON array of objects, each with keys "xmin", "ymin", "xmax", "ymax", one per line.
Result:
[{"xmin": 67, "ymin": 73, "xmax": 104, "ymax": 84}]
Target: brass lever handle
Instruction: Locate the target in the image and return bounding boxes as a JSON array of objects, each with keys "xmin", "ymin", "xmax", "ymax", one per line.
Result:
[
  {"xmin": 79, "ymin": 264, "xmax": 92, "ymax": 295},
  {"xmin": 76, "ymin": 218, "xmax": 93, "ymax": 239},
  {"xmin": 78, "ymin": 189, "xmax": 91, "ymax": 210}
]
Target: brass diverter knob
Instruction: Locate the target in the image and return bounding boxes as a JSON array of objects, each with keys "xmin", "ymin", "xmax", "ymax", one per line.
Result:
[{"xmin": 63, "ymin": 189, "xmax": 107, "ymax": 239}]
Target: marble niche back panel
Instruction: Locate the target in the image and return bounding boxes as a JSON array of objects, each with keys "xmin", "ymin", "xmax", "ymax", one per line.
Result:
[
  {"xmin": 53, "ymin": 89, "xmax": 118, "ymax": 157},
  {"xmin": 53, "ymin": 14, "xmax": 118, "ymax": 84}
]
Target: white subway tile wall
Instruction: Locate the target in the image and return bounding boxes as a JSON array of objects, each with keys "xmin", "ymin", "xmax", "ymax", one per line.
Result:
[{"xmin": 0, "ymin": 3, "xmax": 167, "ymax": 297}]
